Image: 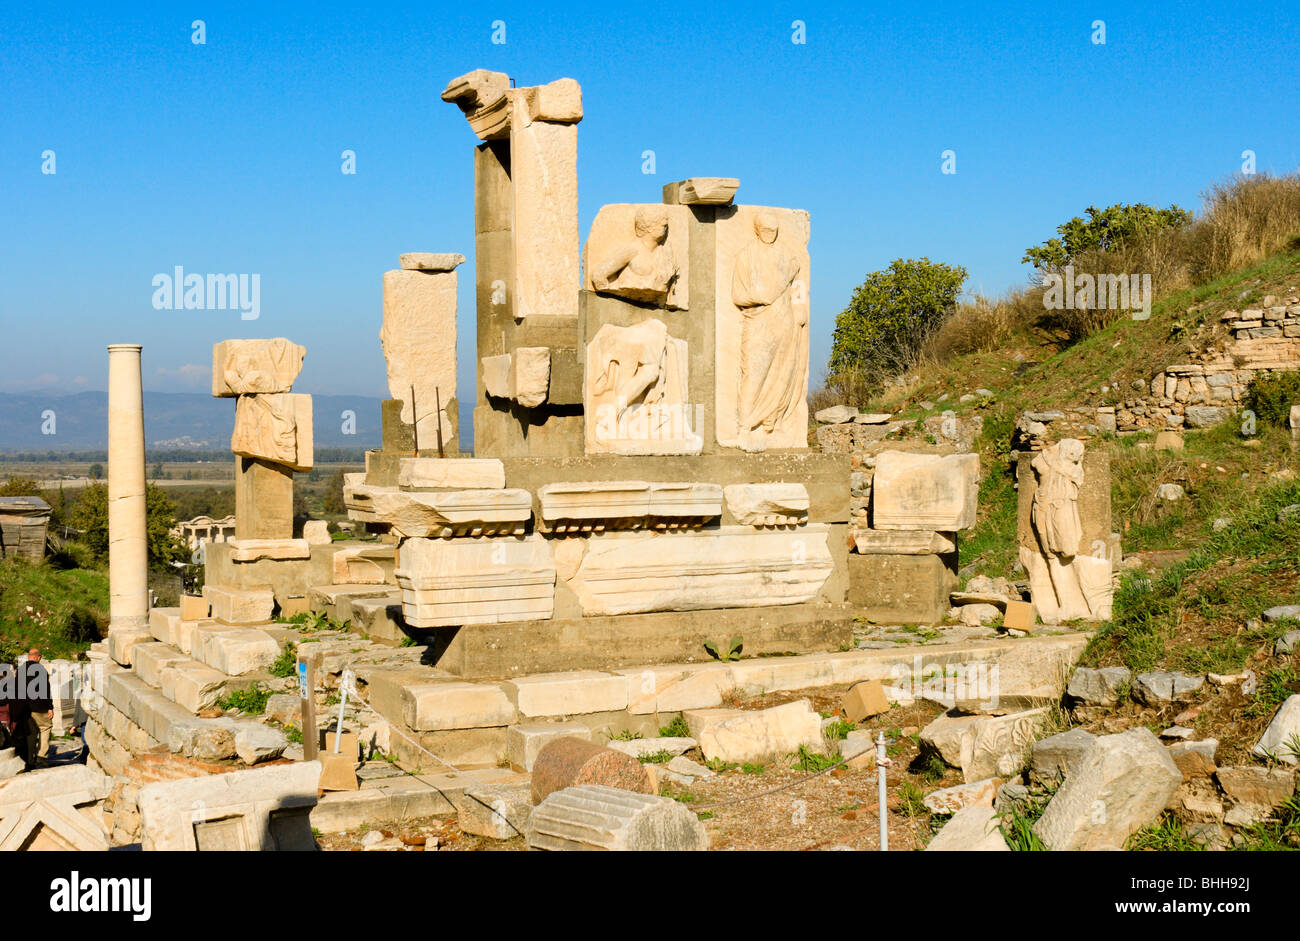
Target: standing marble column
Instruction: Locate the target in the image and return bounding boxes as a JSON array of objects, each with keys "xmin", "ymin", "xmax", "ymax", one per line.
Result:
[{"xmin": 107, "ymin": 344, "xmax": 149, "ymax": 633}]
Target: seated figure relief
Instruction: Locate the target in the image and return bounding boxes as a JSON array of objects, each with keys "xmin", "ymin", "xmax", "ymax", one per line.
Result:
[{"xmin": 589, "ymin": 205, "xmax": 679, "ymax": 305}]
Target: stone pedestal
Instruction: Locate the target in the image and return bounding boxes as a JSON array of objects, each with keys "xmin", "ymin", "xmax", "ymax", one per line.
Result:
[
  {"xmin": 107, "ymin": 344, "xmax": 149, "ymax": 635},
  {"xmin": 234, "ymin": 457, "xmax": 294, "ymax": 540}
]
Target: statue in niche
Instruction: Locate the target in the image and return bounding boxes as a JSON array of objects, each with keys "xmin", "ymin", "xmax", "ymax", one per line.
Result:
[
  {"xmin": 232, "ymin": 393, "xmax": 301, "ymax": 468},
  {"xmin": 731, "ymin": 211, "xmax": 808, "ymax": 450},
  {"xmin": 589, "ymin": 206, "xmax": 678, "ymax": 305},
  {"xmin": 1020, "ymin": 438, "xmax": 1111, "ymax": 621}
]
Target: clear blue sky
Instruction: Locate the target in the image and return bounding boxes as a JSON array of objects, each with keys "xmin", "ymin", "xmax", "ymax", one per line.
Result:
[{"xmin": 3, "ymin": 1, "xmax": 1297, "ymax": 407}]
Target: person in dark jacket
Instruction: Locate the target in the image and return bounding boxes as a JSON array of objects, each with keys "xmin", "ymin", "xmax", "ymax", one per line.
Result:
[
  {"xmin": 0, "ymin": 662, "xmax": 30, "ymax": 760},
  {"xmin": 20, "ymin": 650, "xmax": 52, "ymax": 768}
]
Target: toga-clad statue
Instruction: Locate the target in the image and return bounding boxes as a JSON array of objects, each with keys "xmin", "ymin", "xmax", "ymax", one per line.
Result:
[
  {"xmin": 731, "ymin": 211, "xmax": 808, "ymax": 449},
  {"xmin": 1021, "ymin": 438, "xmax": 1111, "ymax": 621}
]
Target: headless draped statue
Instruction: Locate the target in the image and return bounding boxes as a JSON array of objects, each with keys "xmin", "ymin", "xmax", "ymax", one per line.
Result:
[{"xmin": 731, "ymin": 211, "xmax": 808, "ymax": 451}]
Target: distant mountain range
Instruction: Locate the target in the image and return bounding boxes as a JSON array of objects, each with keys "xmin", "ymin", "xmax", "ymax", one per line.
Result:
[{"xmin": 0, "ymin": 391, "xmax": 389, "ymax": 451}]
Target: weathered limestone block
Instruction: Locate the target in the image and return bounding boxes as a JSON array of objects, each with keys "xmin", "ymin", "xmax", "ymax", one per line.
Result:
[
  {"xmin": 231, "ymin": 392, "xmax": 313, "ymax": 471},
  {"xmin": 399, "ymin": 681, "xmax": 517, "ymax": 731},
  {"xmin": 584, "ymin": 203, "xmax": 690, "ymax": 309},
  {"xmin": 1067, "ymin": 666, "xmax": 1132, "ymax": 706},
  {"xmin": 924, "ymin": 804, "xmax": 1009, "ymax": 851},
  {"xmin": 381, "ymin": 267, "xmax": 458, "ymax": 448},
  {"xmin": 614, "ymin": 663, "xmax": 735, "ymax": 714},
  {"xmin": 872, "ymin": 451, "xmax": 979, "ymax": 530},
  {"xmin": 528, "ymin": 784, "xmax": 708, "ymax": 851},
  {"xmin": 847, "ymin": 552, "xmax": 955, "ymax": 625},
  {"xmin": 211, "ymin": 338, "xmax": 305, "ymax": 396},
  {"xmin": 106, "ymin": 629, "xmax": 154, "ymax": 667},
  {"xmin": 922, "ymin": 777, "xmax": 1000, "ymax": 815},
  {"xmin": 852, "ymin": 529, "xmax": 957, "ymax": 555},
  {"xmin": 452, "ymin": 781, "xmax": 532, "ymax": 840},
  {"xmin": 694, "ymin": 700, "xmax": 823, "ymax": 764},
  {"xmin": 723, "ymin": 482, "xmax": 810, "ymax": 526},
  {"xmin": 504, "ymin": 670, "xmax": 628, "ymax": 717},
  {"xmin": 394, "ymin": 534, "xmax": 556, "ymax": 628},
  {"xmin": 0, "ymin": 765, "xmax": 113, "ymax": 850},
  {"xmin": 329, "ymin": 546, "xmax": 391, "ymax": 584},
  {"xmin": 538, "ymin": 480, "xmax": 722, "ymax": 532},
  {"xmin": 234, "ymin": 723, "xmax": 288, "ymax": 764},
  {"xmin": 234, "ymin": 457, "xmax": 294, "ymax": 541},
  {"xmin": 226, "ymin": 538, "xmax": 310, "ymax": 562},
  {"xmin": 715, "ymin": 205, "xmax": 811, "ymax": 452},
  {"xmin": 137, "ymin": 761, "xmax": 320, "ymax": 851},
  {"xmin": 199, "ymin": 628, "xmax": 280, "ymax": 676},
  {"xmin": 159, "ymin": 661, "xmax": 228, "ymax": 713},
  {"xmin": 132, "ymin": 642, "xmax": 188, "ymax": 688},
  {"xmin": 560, "ymin": 525, "xmax": 833, "ymax": 616},
  {"xmin": 530, "ymin": 738, "xmax": 653, "ymax": 805},
  {"xmin": 399, "ymin": 252, "xmax": 466, "ymax": 271},
  {"xmin": 441, "ymin": 68, "xmax": 512, "ymax": 138},
  {"xmin": 345, "ymin": 481, "xmax": 531, "ymax": 537},
  {"xmin": 507, "ymin": 721, "xmax": 593, "ymax": 772},
  {"xmin": 1030, "ymin": 727, "xmax": 1097, "ymax": 784},
  {"xmin": 662, "ymin": 177, "xmax": 740, "ymax": 206},
  {"xmin": 480, "ymin": 347, "xmax": 552, "ymax": 408},
  {"xmin": 921, "ymin": 708, "xmax": 1049, "ymax": 782},
  {"xmin": 1253, "ymin": 695, "xmax": 1300, "ymax": 764},
  {"xmin": 204, "ymin": 584, "xmax": 274, "ymax": 624},
  {"xmin": 398, "ymin": 457, "xmax": 506, "ymax": 490},
  {"xmin": 302, "ymin": 520, "xmax": 331, "ymax": 545},
  {"xmin": 585, "ymin": 319, "xmax": 701, "ymax": 455}
]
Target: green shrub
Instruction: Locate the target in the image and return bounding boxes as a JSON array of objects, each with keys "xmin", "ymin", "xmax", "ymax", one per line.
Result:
[
  {"xmin": 1022, "ymin": 203, "xmax": 1193, "ymax": 269},
  {"xmin": 217, "ymin": 685, "xmax": 271, "ymax": 715},
  {"xmin": 827, "ymin": 258, "xmax": 967, "ymax": 399},
  {"xmin": 1245, "ymin": 371, "xmax": 1300, "ymax": 428}
]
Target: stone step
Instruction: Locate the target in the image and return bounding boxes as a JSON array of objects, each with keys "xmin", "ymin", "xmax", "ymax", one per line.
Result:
[
  {"xmin": 308, "ymin": 583, "xmax": 396, "ymax": 621},
  {"xmin": 99, "ymin": 668, "xmax": 239, "ymax": 760},
  {"xmin": 311, "ymin": 767, "xmax": 528, "ymax": 834},
  {"xmin": 204, "ymin": 584, "xmax": 275, "ymax": 625},
  {"xmin": 342, "ymin": 592, "xmax": 409, "ymax": 645},
  {"xmin": 189, "ymin": 623, "xmax": 283, "ymax": 676}
]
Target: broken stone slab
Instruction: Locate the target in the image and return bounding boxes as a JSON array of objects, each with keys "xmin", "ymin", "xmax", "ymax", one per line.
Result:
[
  {"xmin": 452, "ymin": 781, "xmax": 532, "ymax": 840},
  {"xmin": 381, "ymin": 268, "xmax": 457, "ymax": 447},
  {"xmin": 722, "ymin": 482, "xmax": 810, "ymax": 527},
  {"xmin": 871, "ymin": 451, "xmax": 979, "ymax": 531},
  {"xmin": 504, "ymin": 670, "xmax": 628, "ymax": 718},
  {"xmin": 958, "ymin": 603, "xmax": 1002, "ymax": 627},
  {"xmin": 1252, "ymin": 695, "xmax": 1300, "ymax": 764},
  {"xmin": 265, "ymin": 693, "xmax": 301, "ymax": 726},
  {"xmin": 924, "ymin": 804, "xmax": 1009, "ymax": 851},
  {"xmin": 106, "ymin": 628, "xmax": 154, "ymax": 667},
  {"xmin": 1131, "ymin": 671, "xmax": 1205, "ymax": 706},
  {"xmin": 137, "ymin": 760, "xmax": 321, "ymax": 850},
  {"xmin": 530, "ymin": 737, "xmax": 653, "ymax": 805},
  {"xmin": 695, "ymin": 699, "xmax": 823, "ymax": 764},
  {"xmin": 814, "ymin": 405, "xmax": 858, "ymax": 424},
  {"xmin": 662, "ymin": 177, "xmax": 739, "ymax": 205},
  {"xmin": 561, "ymin": 525, "xmax": 833, "ymax": 616},
  {"xmin": 345, "ymin": 482, "xmax": 532, "ymax": 538},
  {"xmin": 614, "ymin": 662, "xmax": 735, "ymax": 714},
  {"xmin": 397, "ymin": 457, "xmax": 506, "ymax": 490},
  {"xmin": 0, "ymin": 764, "xmax": 113, "ymax": 850},
  {"xmin": 159, "ymin": 660, "xmax": 230, "ymax": 713},
  {"xmin": 853, "ymin": 412, "xmax": 892, "ymax": 424},
  {"xmin": 920, "ymin": 708, "xmax": 1049, "ymax": 782},
  {"xmin": 537, "ymin": 480, "xmax": 723, "ymax": 532},
  {"xmin": 399, "ymin": 252, "xmax": 466, "ymax": 271},
  {"xmin": 132, "ymin": 641, "xmax": 189, "ymax": 688},
  {"xmin": 1033, "ymin": 728, "xmax": 1182, "ymax": 850},
  {"xmin": 1263, "ymin": 604, "xmax": 1300, "ymax": 622},
  {"xmin": 1067, "ymin": 666, "xmax": 1131, "ymax": 707},
  {"xmin": 528, "ymin": 784, "xmax": 708, "ymax": 851},
  {"xmin": 506, "ymin": 721, "xmax": 593, "ymax": 772},
  {"xmin": 302, "ymin": 519, "xmax": 331, "ymax": 544},
  {"xmin": 1216, "ymin": 765, "xmax": 1296, "ymax": 810},
  {"xmin": 211, "ymin": 338, "xmax": 305, "ymax": 397},
  {"xmin": 667, "ymin": 756, "xmax": 715, "ymax": 779},
  {"xmin": 606, "ymin": 737, "xmax": 697, "ymax": 759},
  {"xmin": 234, "ymin": 723, "xmax": 289, "ymax": 765},
  {"xmin": 852, "ymin": 528, "xmax": 957, "ymax": 555},
  {"xmin": 1030, "ymin": 727, "xmax": 1096, "ymax": 784},
  {"xmin": 923, "ymin": 777, "xmax": 1000, "ymax": 815},
  {"xmin": 226, "ymin": 537, "xmax": 311, "ymax": 562}
]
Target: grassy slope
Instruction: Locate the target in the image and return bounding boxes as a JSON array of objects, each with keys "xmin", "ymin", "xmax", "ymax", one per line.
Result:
[{"xmin": 0, "ymin": 557, "xmax": 108, "ymax": 660}]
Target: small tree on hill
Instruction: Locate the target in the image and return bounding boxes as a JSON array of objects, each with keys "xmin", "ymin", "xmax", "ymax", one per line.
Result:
[
  {"xmin": 827, "ymin": 257, "xmax": 967, "ymax": 401},
  {"xmin": 1022, "ymin": 203, "xmax": 1193, "ymax": 269},
  {"xmin": 70, "ymin": 482, "xmax": 186, "ymax": 570}
]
